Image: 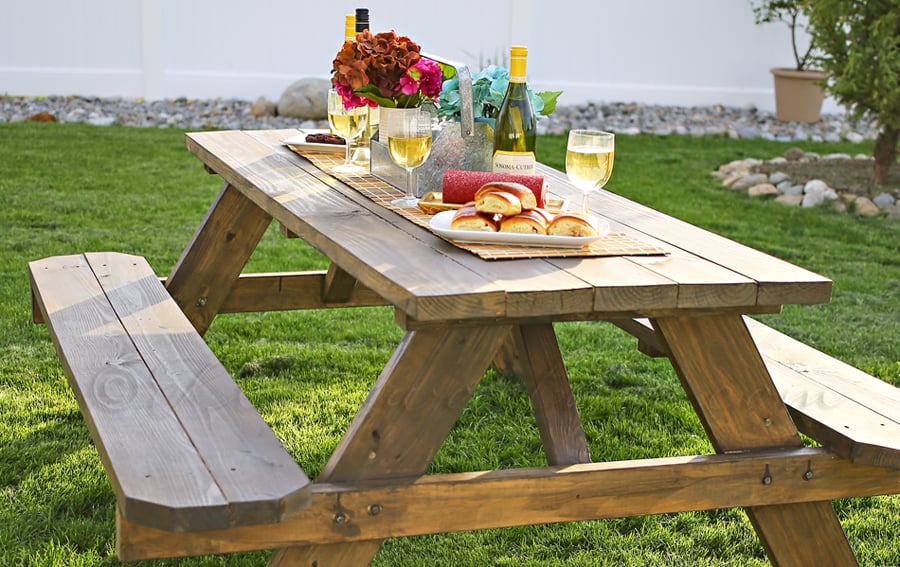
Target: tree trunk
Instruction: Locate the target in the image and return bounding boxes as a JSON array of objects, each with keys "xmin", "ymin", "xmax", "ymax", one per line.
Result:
[{"xmin": 872, "ymin": 125, "xmax": 899, "ymax": 185}]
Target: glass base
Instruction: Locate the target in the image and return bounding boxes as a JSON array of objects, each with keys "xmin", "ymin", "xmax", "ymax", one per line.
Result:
[
  {"xmin": 333, "ymin": 162, "xmax": 367, "ymax": 174},
  {"xmin": 391, "ymin": 195, "xmax": 419, "ymax": 208}
]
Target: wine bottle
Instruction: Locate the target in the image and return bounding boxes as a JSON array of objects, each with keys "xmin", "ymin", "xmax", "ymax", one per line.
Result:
[
  {"xmin": 352, "ymin": 7, "xmax": 377, "ymax": 167},
  {"xmin": 331, "ymin": 15, "xmax": 356, "ymax": 137},
  {"xmin": 492, "ymin": 46, "xmax": 537, "ymax": 175},
  {"xmin": 344, "ymin": 14, "xmax": 356, "ymax": 43}
]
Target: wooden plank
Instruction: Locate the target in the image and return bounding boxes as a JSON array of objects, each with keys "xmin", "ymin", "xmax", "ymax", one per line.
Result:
[
  {"xmin": 268, "ymin": 323, "xmax": 514, "ymax": 566},
  {"xmin": 612, "ymin": 317, "xmax": 900, "ymax": 469},
  {"xmin": 493, "ymin": 325, "xmax": 591, "ymax": 465},
  {"xmin": 117, "ymin": 447, "xmax": 900, "ymax": 560},
  {"xmin": 745, "ymin": 318, "xmax": 900, "ymax": 469},
  {"xmin": 165, "ymin": 182, "xmax": 272, "ymax": 334},
  {"xmin": 654, "ymin": 314, "xmax": 858, "ymax": 567},
  {"xmin": 323, "ymin": 263, "xmax": 358, "ymax": 303},
  {"xmin": 209, "ymin": 271, "xmax": 389, "ymax": 313},
  {"xmin": 28, "ymin": 253, "xmax": 230, "ymax": 532},
  {"xmin": 540, "ymin": 165, "xmax": 833, "ymax": 306},
  {"xmin": 89, "ymin": 253, "xmax": 312, "ymax": 527}
]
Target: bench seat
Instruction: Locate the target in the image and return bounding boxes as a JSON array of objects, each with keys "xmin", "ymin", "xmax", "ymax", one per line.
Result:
[
  {"xmin": 29, "ymin": 252, "xmax": 311, "ymax": 535},
  {"xmin": 612, "ymin": 317, "xmax": 900, "ymax": 470}
]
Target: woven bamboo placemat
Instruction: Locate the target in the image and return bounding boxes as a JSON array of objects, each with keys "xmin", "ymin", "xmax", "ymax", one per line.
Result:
[{"xmin": 292, "ymin": 148, "xmax": 667, "ymax": 260}]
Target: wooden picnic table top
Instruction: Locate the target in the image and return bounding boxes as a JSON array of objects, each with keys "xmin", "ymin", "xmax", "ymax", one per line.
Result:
[{"xmin": 184, "ymin": 129, "xmax": 832, "ymax": 325}]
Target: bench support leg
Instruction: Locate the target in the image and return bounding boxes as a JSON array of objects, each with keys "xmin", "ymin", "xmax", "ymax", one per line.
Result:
[
  {"xmin": 268, "ymin": 324, "xmax": 514, "ymax": 567},
  {"xmin": 493, "ymin": 324, "xmax": 591, "ymax": 466},
  {"xmin": 653, "ymin": 314, "xmax": 858, "ymax": 567},
  {"xmin": 166, "ymin": 183, "xmax": 272, "ymax": 334}
]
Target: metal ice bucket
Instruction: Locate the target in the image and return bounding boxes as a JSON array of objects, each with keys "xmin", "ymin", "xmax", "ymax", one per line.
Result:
[{"xmin": 370, "ymin": 54, "xmax": 493, "ymax": 195}]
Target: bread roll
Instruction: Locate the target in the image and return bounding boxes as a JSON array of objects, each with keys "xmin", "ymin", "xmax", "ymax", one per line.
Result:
[
  {"xmin": 450, "ymin": 204, "xmax": 499, "ymax": 232},
  {"xmin": 474, "ymin": 190, "xmax": 522, "ymax": 216},
  {"xmin": 547, "ymin": 212, "xmax": 599, "ymax": 237},
  {"xmin": 475, "ymin": 181, "xmax": 537, "ymax": 211},
  {"xmin": 500, "ymin": 210, "xmax": 550, "ymax": 234}
]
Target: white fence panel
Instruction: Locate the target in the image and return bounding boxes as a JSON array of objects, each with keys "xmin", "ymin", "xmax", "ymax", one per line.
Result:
[{"xmin": 0, "ymin": 0, "xmax": 838, "ymax": 113}]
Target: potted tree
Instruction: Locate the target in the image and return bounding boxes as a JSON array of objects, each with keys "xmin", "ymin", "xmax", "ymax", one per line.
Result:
[
  {"xmin": 751, "ymin": 0, "xmax": 825, "ymax": 123},
  {"xmin": 808, "ymin": 0, "xmax": 900, "ymax": 186}
]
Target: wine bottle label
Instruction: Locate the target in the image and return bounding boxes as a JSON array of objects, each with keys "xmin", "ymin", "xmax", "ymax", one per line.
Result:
[{"xmin": 492, "ymin": 150, "xmax": 536, "ymax": 175}]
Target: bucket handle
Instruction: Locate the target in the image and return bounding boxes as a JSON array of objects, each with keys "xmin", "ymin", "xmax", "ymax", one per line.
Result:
[{"xmin": 422, "ymin": 52, "xmax": 475, "ymax": 138}]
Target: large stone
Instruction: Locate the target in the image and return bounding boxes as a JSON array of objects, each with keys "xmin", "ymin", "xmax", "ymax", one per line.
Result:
[
  {"xmin": 251, "ymin": 97, "xmax": 277, "ymax": 118},
  {"xmin": 873, "ymin": 192, "xmax": 896, "ymax": 207},
  {"xmin": 783, "ymin": 147, "xmax": 806, "ymax": 161},
  {"xmin": 775, "ymin": 194, "xmax": 803, "ymax": 206},
  {"xmin": 748, "ymin": 183, "xmax": 779, "ymax": 198},
  {"xmin": 854, "ymin": 197, "xmax": 881, "ymax": 217},
  {"xmin": 804, "ymin": 179, "xmax": 830, "ymax": 195},
  {"xmin": 768, "ymin": 171, "xmax": 791, "ymax": 185},
  {"xmin": 278, "ymin": 78, "xmax": 331, "ymax": 120},
  {"xmin": 731, "ymin": 173, "xmax": 768, "ymax": 191}
]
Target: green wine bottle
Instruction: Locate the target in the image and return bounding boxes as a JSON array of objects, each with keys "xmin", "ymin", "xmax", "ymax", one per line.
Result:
[{"xmin": 492, "ymin": 45, "xmax": 536, "ymax": 175}]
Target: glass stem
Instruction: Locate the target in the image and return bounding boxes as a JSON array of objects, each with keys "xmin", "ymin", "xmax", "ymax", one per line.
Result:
[
  {"xmin": 344, "ymin": 139, "xmax": 352, "ymax": 167},
  {"xmin": 583, "ymin": 192, "xmax": 590, "ymax": 214},
  {"xmin": 406, "ymin": 168, "xmax": 414, "ymax": 199}
]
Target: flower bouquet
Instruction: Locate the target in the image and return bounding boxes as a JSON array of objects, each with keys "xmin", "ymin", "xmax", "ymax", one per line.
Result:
[{"xmin": 331, "ymin": 30, "xmax": 450, "ymax": 109}]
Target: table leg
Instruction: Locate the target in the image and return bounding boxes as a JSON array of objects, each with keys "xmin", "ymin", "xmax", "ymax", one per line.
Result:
[
  {"xmin": 653, "ymin": 314, "xmax": 857, "ymax": 567},
  {"xmin": 165, "ymin": 183, "xmax": 272, "ymax": 334},
  {"xmin": 268, "ymin": 323, "xmax": 513, "ymax": 567},
  {"xmin": 493, "ymin": 324, "xmax": 590, "ymax": 466}
]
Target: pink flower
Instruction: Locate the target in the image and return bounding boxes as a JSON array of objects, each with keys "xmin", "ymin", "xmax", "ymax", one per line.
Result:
[{"xmin": 334, "ymin": 82, "xmax": 377, "ymax": 110}]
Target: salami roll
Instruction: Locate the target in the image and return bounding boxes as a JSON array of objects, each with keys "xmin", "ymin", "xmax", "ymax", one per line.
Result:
[{"xmin": 441, "ymin": 170, "xmax": 548, "ymax": 207}]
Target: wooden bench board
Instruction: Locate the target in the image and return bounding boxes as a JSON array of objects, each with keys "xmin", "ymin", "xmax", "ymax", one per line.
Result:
[
  {"xmin": 613, "ymin": 317, "xmax": 900, "ymax": 470},
  {"xmin": 29, "ymin": 252, "xmax": 311, "ymax": 533}
]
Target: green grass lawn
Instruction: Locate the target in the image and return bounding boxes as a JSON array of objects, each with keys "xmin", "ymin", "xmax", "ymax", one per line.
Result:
[{"xmin": 1, "ymin": 123, "xmax": 898, "ymax": 566}]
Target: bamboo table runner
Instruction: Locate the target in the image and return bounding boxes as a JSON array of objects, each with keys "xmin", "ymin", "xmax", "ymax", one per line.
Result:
[{"xmin": 293, "ymin": 149, "xmax": 667, "ymax": 260}]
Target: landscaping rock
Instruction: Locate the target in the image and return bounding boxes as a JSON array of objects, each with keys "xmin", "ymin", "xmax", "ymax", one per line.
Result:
[
  {"xmin": 277, "ymin": 78, "xmax": 331, "ymax": 120},
  {"xmin": 250, "ymin": 97, "xmax": 277, "ymax": 118},
  {"xmin": 776, "ymin": 194, "xmax": 803, "ymax": 206},
  {"xmin": 768, "ymin": 171, "xmax": 791, "ymax": 185},
  {"xmin": 731, "ymin": 173, "xmax": 768, "ymax": 191},
  {"xmin": 854, "ymin": 197, "xmax": 881, "ymax": 217},
  {"xmin": 748, "ymin": 183, "xmax": 779, "ymax": 198},
  {"xmin": 784, "ymin": 147, "xmax": 806, "ymax": 161},
  {"xmin": 776, "ymin": 180, "xmax": 794, "ymax": 194},
  {"xmin": 873, "ymin": 192, "xmax": 896, "ymax": 207}
]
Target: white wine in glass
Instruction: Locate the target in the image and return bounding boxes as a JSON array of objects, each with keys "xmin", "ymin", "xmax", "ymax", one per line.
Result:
[
  {"xmin": 385, "ymin": 107, "xmax": 433, "ymax": 207},
  {"xmin": 327, "ymin": 89, "xmax": 369, "ymax": 174},
  {"xmin": 565, "ymin": 130, "xmax": 615, "ymax": 213}
]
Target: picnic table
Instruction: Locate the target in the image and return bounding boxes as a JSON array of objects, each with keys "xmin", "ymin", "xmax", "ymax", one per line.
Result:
[{"xmin": 29, "ymin": 128, "xmax": 900, "ymax": 566}]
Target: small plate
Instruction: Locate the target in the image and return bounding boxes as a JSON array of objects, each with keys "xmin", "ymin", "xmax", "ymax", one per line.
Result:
[
  {"xmin": 429, "ymin": 210, "xmax": 609, "ymax": 249},
  {"xmin": 284, "ymin": 133, "xmax": 345, "ymax": 153},
  {"xmin": 417, "ymin": 192, "xmax": 568, "ymax": 215}
]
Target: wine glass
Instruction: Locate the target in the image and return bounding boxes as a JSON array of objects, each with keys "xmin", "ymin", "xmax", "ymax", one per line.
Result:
[
  {"xmin": 327, "ymin": 89, "xmax": 369, "ymax": 174},
  {"xmin": 565, "ymin": 130, "xmax": 615, "ymax": 213},
  {"xmin": 384, "ymin": 107, "xmax": 433, "ymax": 207}
]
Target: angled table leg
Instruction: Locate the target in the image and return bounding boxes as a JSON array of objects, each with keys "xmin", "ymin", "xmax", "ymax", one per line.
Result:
[
  {"xmin": 268, "ymin": 323, "xmax": 514, "ymax": 567},
  {"xmin": 653, "ymin": 314, "xmax": 858, "ymax": 567},
  {"xmin": 165, "ymin": 183, "xmax": 272, "ymax": 335},
  {"xmin": 493, "ymin": 324, "xmax": 591, "ymax": 466}
]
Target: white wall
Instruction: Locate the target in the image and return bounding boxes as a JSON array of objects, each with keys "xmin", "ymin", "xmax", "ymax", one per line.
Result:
[{"xmin": 0, "ymin": 0, "xmax": 840, "ymax": 113}]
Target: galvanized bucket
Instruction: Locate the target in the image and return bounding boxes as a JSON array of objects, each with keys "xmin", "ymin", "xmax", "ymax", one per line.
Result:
[{"xmin": 370, "ymin": 54, "xmax": 494, "ymax": 195}]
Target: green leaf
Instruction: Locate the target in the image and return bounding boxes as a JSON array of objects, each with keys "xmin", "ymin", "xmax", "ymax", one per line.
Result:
[{"xmin": 537, "ymin": 91, "xmax": 563, "ymax": 117}]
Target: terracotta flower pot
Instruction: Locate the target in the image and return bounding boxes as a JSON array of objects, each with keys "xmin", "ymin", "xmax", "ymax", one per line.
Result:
[{"xmin": 771, "ymin": 68, "xmax": 826, "ymax": 123}]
